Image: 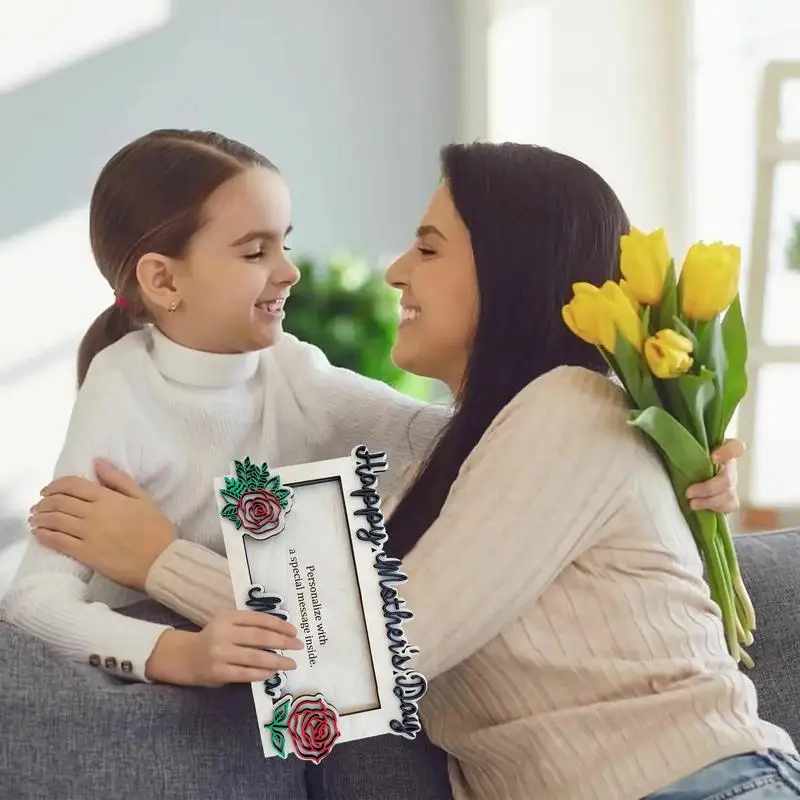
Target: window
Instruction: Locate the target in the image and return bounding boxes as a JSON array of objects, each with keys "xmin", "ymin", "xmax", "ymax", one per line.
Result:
[
  {"xmin": 690, "ymin": 0, "xmax": 800, "ymax": 519},
  {"xmin": 0, "ymin": 2, "xmax": 171, "ymax": 518}
]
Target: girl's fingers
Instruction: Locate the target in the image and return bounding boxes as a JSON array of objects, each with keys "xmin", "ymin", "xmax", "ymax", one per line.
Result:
[
  {"xmin": 217, "ymin": 665, "xmax": 279, "ymax": 685},
  {"xmin": 231, "ymin": 610, "xmax": 298, "ymax": 638},
  {"xmin": 232, "ymin": 625, "xmax": 304, "ymax": 652},
  {"xmin": 222, "ymin": 644, "xmax": 297, "ymax": 672}
]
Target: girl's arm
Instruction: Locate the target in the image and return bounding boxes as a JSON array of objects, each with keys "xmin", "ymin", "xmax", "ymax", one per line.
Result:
[
  {"xmin": 271, "ymin": 334, "xmax": 451, "ymax": 496},
  {"xmin": 147, "ymin": 366, "xmax": 634, "ymax": 651},
  {"xmin": 1, "ymin": 357, "xmax": 171, "ymax": 682}
]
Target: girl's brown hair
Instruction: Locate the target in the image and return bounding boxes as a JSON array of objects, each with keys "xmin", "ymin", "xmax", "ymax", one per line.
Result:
[{"xmin": 77, "ymin": 129, "xmax": 276, "ymax": 386}]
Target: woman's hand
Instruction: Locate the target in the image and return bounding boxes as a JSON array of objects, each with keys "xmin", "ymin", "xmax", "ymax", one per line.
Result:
[
  {"xmin": 685, "ymin": 438, "xmax": 745, "ymax": 513},
  {"xmin": 145, "ymin": 611, "xmax": 304, "ymax": 686},
  {"xmin": 30, "ymin": 460, "xmax": 174, "ymax": 592}
]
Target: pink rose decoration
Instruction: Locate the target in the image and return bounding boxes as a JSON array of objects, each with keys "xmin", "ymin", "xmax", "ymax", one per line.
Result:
[
  {"xmin": 235, "ymin": 490, "xmax": 287, "ymax": 539},
  {"xmin": 287, "ymin": 695, "xmax": 341, "ymax": 764}
]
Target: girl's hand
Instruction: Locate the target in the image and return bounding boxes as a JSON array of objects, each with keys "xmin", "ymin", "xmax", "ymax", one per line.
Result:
[
  {"xmin": 685, "ymin": 438, "xmax": 745, "ymax": 513},
  {"xmin": 30, "ymin": 460, "xmax": 174, "ymax": 592},
  {"xmin": 146, "ymin": 611, "xmax": 304, "ymax": 686}
]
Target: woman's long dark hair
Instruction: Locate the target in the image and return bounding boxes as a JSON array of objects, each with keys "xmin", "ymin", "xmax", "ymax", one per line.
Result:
[{"xmin": 386, "ymin": 142, "xmax": 631, "ymax": 559}]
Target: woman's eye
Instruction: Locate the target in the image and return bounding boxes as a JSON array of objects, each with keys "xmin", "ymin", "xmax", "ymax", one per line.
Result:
[
  {"xmin": 417, "ymin": 246, "xmax": 436, "ymax": 257},
  {"xmin": 283, "ymin": 245, "xmax": 292, "ymax": 252},
  {"xmin": 244, "ymin": 250, "xmax": 265, "ymax": 261}
]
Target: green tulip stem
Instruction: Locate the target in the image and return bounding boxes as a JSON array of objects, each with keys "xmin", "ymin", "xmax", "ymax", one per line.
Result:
[
  {"xmin": 715, "ymin": 512, "xmax": 757, "ymax": 631},
  {"xmin": 734, "ymin": 593, "xmax": 755, "ymax": 646},
  {"xmin": 693, "ymin": 512, "xmax": 739, "ymax": 661}
]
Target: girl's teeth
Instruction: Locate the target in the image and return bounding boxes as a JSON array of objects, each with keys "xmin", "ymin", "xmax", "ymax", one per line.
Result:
[
  {"xmin": 401, "ymin": 307, "xmax": 421, "ymax": 322},
  {"xmin": 265, "ymin": 299, "xmax": 284, "ymax": 312}
]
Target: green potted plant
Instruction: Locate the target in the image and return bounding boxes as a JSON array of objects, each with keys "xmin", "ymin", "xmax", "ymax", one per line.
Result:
[{"xmin": 284, "ymin": 253, "xmax": 433, "ymax": 400}]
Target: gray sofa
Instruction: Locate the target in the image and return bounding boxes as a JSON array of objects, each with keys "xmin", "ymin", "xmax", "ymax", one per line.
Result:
[{"xmin": 734, "ymin": 529, "xmax": 800, "ymax": 743}]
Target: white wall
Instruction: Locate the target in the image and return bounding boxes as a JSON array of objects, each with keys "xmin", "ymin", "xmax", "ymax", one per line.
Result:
[
  {"xmin": 0, "ymin": 0, "xmax": 459, "ymax": 525},
  {"xmin": 464, "ymin": 0, "xmax": 691, "ymax": 252}
]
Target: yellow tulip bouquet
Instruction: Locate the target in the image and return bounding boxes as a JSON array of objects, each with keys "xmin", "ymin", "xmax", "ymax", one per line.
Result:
[{"xmin": 562, "ymin": 229, "xmax": 754, "ymax": 665}]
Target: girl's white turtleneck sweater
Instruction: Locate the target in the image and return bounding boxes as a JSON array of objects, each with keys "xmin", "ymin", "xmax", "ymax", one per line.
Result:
[{"xmin": 1, "ymin": 327, "xmax": 448, "ymax": 681}]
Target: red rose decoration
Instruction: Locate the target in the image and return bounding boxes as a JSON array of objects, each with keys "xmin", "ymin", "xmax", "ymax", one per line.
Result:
[
  {"xmin": 287, "ymin": 695, "xmax": 341, "ymax": 764},
  {"xmin": 235, "ymin": 490, "xmax": 286, "ymax": 538}
]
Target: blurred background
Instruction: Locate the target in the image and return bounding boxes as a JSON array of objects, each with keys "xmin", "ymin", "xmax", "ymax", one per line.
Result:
[{"xmin": 1, "ymin": 0, "xmax": 800, "ymax": 588}]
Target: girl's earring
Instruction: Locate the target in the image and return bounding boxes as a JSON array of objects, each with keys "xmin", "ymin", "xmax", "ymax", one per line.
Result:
[{"xmin": 168, "ymin": 299, "xmax": 181, "ymax": 313}]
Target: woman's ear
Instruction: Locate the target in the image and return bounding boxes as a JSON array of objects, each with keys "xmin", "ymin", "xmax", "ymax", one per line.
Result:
[{"xmin": 136, "ymin": 253, "xmax": 182, "ymax": 312}]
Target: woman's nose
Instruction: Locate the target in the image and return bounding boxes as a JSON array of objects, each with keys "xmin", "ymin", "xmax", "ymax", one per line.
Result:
[{"xmin": 385, "ymin": 252, "xmax": 410, "ymax": 289}]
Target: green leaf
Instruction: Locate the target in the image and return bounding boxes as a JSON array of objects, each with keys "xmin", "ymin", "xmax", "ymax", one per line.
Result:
[
  {"xmin": 271, "ymin": 696, "xmax": 292, "ymax": 726},
  {"xmin": 628, "ymin": 406, "xmax": 714, "ymax": 483},
  {"xmin": 656, "ymin": 258, "xmax": 678, "ymax": 331},
  {"xmin": 266, "ymin": 475, "xmax": 281, "ymax": 492},
  {"xmin": 674, "ymin": 369, "xmax": 716, "ymax": 451},
  {"xmin": 269, "ymin": 728, "xmax": 287, "ymax": 758},
  {"xmin": 671, "ymin": 316, "xmax": 698, "ymax": 348},
  {"xmin": 694, "ymin": 318, "xmax": 725, "ymax": 443},
  {"xmin": 614, "ymin": 334, "xmax": 662, "ymax": 411},
  {"xmin": 256, "ymin": 466, "xmax": 270, "ymax": 490},
  {"xmin": 640, "ymin": 304, "xmax": 652, "ymax": 340},
  {"xmin": 716, "ymin": 294, "xmax": 748, "ymax": 444},
  {"xmin": 222, "ymin": 477, "xmax": 248, "ymax": 501},
  {"xmin": 244, "ymin": 461, "xmax": 260, "ymax": 488},
  {"xmin": 220, "ymin": 503, "xmax": 238, "ymax": 521},
  {"xmin": 234, "ymin": 460, "xmax": 248, "ymax": 482},
  {"xmin": 274, "ymin": 488, "xmax": 292, "ymax": 501}
]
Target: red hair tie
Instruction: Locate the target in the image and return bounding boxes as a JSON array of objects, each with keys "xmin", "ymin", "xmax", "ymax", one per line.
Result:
[{"xmin": 114, "ymin": 295, "xmax": 129, "ymax": 311}]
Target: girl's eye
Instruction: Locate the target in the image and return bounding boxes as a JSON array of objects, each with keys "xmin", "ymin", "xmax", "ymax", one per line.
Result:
[
  {"xmin": 244, "ymin": 250, "xmax": 264, "ymax": 261},
  {"xmin": 417, "ymin": 246, "xmax": 436, "ymax": 257},
  {"xmin": 283, "ymin": 245, "xmax": 292, "ymax": 252}
]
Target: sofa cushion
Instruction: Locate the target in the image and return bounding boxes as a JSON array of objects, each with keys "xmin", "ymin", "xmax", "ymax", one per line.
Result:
[{"xmin": 735, "ymin": 529, "xmax": 800, "ymax": 746}]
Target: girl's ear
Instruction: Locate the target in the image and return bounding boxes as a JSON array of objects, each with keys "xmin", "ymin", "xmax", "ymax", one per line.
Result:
[{"xmin": 136, "ymin": 253, "xmax": 182, "ymax": 312}]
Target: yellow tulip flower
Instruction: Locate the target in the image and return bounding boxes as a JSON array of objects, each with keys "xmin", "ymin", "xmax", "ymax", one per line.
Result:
[
  {"xmin": 561, "ymin": 283, "xmax": 616, "ymax": 352},
  {"xmin": 599, "ymin": 280, "xmax": 642, "ymax": 352},
  {"xmin": 620, "ymin": 228, "xmax": 671, "ymax": 305},
  {"xmin": 644, "ymin": 329, "xmax": 694, "ymax": 379},
  {"xmin": 679, "ymin": 242, "xmax": 741, "ymax": 321}
]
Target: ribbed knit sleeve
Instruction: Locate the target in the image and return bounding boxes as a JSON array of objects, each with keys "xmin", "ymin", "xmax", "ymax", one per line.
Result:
[{"xmin": 402, "ymin": 366, "xmax": 635, "ymax": 679}]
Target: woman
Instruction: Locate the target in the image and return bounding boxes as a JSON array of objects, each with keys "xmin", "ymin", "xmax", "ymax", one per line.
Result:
[{"xmin": 14, "ymin": 143, "xmax": 772, "ymax": 800}]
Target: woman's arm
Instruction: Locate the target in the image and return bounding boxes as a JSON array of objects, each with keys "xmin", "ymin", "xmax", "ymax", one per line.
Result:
[
  {"xmin": 399, "ymin": 366, "xmax": 642, "ymax": 681},
  {"xmin": 146, "ymin": 540, "xmax": 235, "ymax": 627},
  {"xmin": 2, "ymin": 359, "xmax": 171, "ymax": 682}
]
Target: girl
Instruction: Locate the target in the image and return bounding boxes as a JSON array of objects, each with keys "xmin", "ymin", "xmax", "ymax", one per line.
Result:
[
  {"xmin": 27, "ymin": 142, "xmax": 774, "ymax": 800},
  {"xmin": 1, "ymin": 129, "xmax": 449, "ymax": 686}
]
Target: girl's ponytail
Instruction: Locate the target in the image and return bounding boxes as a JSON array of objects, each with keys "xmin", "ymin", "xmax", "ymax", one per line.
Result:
[{"xmin": 76, "ymin": 302, "xmax": 141, "ymax": 387}]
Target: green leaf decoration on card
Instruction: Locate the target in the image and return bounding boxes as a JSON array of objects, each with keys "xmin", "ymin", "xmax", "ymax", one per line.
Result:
[
  {"xmin": 271, "ymin": 695, "xmax": 292, "ymax": 726},
  {"xmin": 263, "ymin": 694, "xmax": 292, "ymax": 759},
  {"xmin": 270, "ymin": 729, "xmax": 287, "ymax": 758},
  {"xmin": 218, "ymin": 458, "xmax": 295, "ymax": 539}
]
